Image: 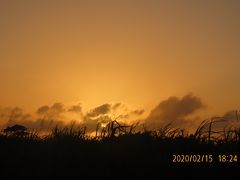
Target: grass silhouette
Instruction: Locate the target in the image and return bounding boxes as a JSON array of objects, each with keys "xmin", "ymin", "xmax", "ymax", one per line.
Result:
[{"xmin": 0, "ymin": 119, "xmax": 239, "ymax": 179}]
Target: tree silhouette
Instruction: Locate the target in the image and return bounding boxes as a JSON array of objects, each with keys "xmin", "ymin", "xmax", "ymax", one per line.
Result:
[{"xmin": 4, "ymin": 124, "xmax": 28, "ymax": 137}]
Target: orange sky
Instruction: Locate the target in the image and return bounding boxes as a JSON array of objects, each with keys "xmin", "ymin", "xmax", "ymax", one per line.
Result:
[{"xmin": 0, "ymin": 0, "xmax": 240, "ymax": 117}]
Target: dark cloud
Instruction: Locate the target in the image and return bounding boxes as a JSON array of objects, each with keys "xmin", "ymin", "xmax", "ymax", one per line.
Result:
[
  {"xmin": 51, "ymin": 103, "xmax": 65, "ymax": 113},
  {"xmin": 83, "ymin": 104, "xmax": 112, "ymax": 131},
  {"xmin": 86, "ymin": 103, "xmax": 111, "ymax": 117},
  {"xmin": 35, "ymin": 102, "xmax": 65, "ymax": 120},
  {"xmin": 37, "ymin": 105, "xmax": 49, "ymax": 115},
  {"xmin": 145, "ymin": 94, "xmax": 204, "ymax": 129},
  {"xmin": 68, "ymin": 105, "xmax": 82, "ymax": 113}
]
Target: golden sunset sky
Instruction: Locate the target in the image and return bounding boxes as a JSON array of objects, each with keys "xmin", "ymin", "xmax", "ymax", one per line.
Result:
[{"xmin": 0, "ymin": 0, "xmax": 240, "ymax": 119}]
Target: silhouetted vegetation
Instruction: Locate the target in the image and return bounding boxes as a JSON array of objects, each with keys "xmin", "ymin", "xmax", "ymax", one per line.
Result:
[{"xmin": 0, "ymin": 119, "xmax": 239, "ymax": 179}]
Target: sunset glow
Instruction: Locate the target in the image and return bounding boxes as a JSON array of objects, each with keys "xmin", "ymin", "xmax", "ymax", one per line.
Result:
[
  {"xmin": 1, "ymin": 1, "xmax": 240, "ymax": 179},
  {"xmin": 0, "ymin": 0, "xmax": 240, "ymax": 131}
]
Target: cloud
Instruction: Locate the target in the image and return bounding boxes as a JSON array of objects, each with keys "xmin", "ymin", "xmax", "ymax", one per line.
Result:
[
  {"xmin": 68, "ymin": 105, "xmax": 82, "ymax": 113},
  {"xmin": 83, "ymin": 103, "xmax": 117, "ymax": 131},
  {"xmin": 0, "ymin": 102, "xmax": 144, "ymax": 133},
  {"xmin": 36, "ymin": 102, "xmax": 65, "ymax": 120},
  {"xmin": 37, "ymin": 105, "xmax": 49, "ymax": 115},
  {"xmin": 82, "ymin": 103, "xmax": 144, "ymax": 132},
  {"xmin": 145, "ymin": 94, "xmax": 205, "ymax": 129},
  {"xmin": 0, "ymin": 107, "xmax": 35, "ymax": 128},
  {"xmin": 0, "ymin": 103, "xmax": 70, "ymax": 132},
  {"xmin": 0, "ymin": 107, "xmax": 31, "ymax": 126},
  {"xmin": 51, "ymin": 103, "xmax": 65, "ymax": 113},
  {"xmin": 2, "ymin": 99, "xmax": 239, "ymax": 135},
  {"xmin": 86, "ymin": 103, "xmax": 111, "ymax": 117}
]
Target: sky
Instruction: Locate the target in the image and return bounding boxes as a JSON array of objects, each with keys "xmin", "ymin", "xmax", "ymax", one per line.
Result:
[{"xmin": 0, "ymin": 0, "xmax": 240, "ymax": 129}]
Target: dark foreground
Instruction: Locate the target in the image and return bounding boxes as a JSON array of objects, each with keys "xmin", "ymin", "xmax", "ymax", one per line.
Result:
[{"xmin": 0, "ymin": 123, "xmax": 240, "ymax": 179}]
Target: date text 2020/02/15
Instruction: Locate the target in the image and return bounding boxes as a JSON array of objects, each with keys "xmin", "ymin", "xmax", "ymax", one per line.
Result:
[{"xmin": 172, "ymin": 154, "xmax": 238, "ymax": 163}]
